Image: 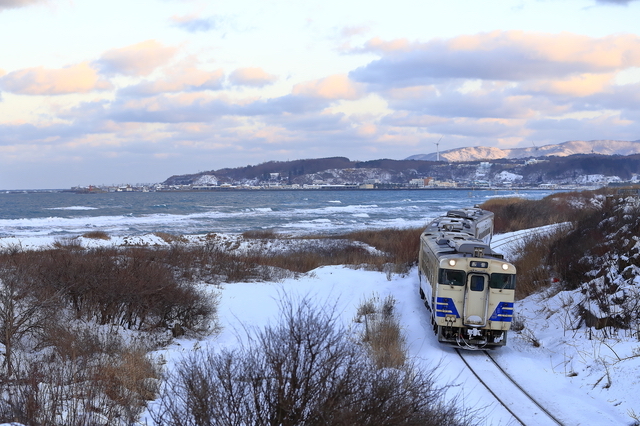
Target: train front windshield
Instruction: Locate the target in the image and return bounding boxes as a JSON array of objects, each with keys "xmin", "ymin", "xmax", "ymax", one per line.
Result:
[
  {"xmin": 439, "ymin": 269, "xmax": 465, "ymax": 286},
  {"xmin": 489, "ymin": 273, "xmax": 516, "ymax": 290}
]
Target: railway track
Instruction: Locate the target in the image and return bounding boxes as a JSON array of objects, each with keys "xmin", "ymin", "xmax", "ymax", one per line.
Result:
[
  {"xmin": 455, "ymin": 349, "xmax": 565, "ymax": 426},
  {"xmin": 491, "ymin": 223, "xmax": 572, "ymax": 252}
]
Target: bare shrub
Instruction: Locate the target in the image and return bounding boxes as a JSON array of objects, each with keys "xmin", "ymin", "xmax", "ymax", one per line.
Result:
[
  {"xmin": 27, "ymin": 247, "xmax": 215, "ymax": 333},
  {"xmin": 152, "ymin": 297, "xmax": 477, "ymax": 426},
  {"xmin": 82, "ymin": 230, "xmax": 110, "ymax": 240},
  {"xmin": 0, "ymin": 254, "xmax": 60, "ymax": 379},
  {"xmin": 1, "ymin": 342, "xmax": 161, "ymax": 426}
]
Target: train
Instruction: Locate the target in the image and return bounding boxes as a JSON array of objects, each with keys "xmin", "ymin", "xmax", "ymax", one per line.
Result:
[{"xmin": 418, "ymin": 207, "xmax": 516, "ymax": 349}]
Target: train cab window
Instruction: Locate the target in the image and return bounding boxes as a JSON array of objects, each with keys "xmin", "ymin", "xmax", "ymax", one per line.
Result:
[
  {"xmin": 469, "ymin": 275, "xmax": 485, "ymax": 291},
  {"xmin": 489, "ymin": 273, "xmax": 516, "ymax": 290},
  {"xmin": 439, "ymin": 269, "xmax": 465, "ymax": 286}
]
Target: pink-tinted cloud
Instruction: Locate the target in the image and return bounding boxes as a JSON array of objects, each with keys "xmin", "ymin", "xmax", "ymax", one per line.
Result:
[
  {"xmin": 228, "ymin": 67, "xmax": 277, "ymax": 87},
  {"xmin": 121, "ymin": 67, "xmax": 225, "ymax": 96},
  {"xmin": 0, "ymin": 0, "xmax": 45, "ymax": 11},
  {"xmin": 292, "ymin": 74, "xmax": 364, "ymax": 100},
  {"xmin": 97, "ymin": 40, "xmax": 178, "ymax": 77},
  {"xmin": 351, "ymin": 32, "xmax": 640, "ymax": 86},
  {"xmin": 522, "ymin": 73, "xmax": 614, "ymax": 97},
  {"xmin": 0, "ymin": 62, "xmax": 111, "ymax": 95}
]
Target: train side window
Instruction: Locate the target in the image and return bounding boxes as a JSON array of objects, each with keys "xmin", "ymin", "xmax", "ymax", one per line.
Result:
[
  {"xmin": 439, "ymin": 269, "xmax": 465, "ymax": 286},
  {"xmin": 490, "ymin": 273, "xmax": 516, "ymax": 290},
  {"xmin": 469, "ymin": 275, "xmax": 485, "ymax": 291}
]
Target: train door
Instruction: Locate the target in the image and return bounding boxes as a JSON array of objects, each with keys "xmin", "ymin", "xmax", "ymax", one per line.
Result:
[{"xmin": 463, "ymin": 274, "xmax": 489, "ymax": 326}]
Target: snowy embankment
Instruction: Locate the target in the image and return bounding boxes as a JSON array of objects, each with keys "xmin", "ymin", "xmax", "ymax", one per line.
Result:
[{"xmin": 1, "ymin": 227, "xmax": 638, "ymax": 426}]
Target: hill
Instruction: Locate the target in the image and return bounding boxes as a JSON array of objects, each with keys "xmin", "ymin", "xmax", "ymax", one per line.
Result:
[
  {"xmin": 163, "ymin": 153, "xmax": 640, "ymax": 187},
  {"xmin": 406, "ymin": 139, "xmax": 640, "ymax": 162}
]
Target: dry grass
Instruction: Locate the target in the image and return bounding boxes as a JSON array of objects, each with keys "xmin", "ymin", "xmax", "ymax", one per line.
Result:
[
  {"xmin": 358, "ymin": 294, "xmax": 406, "ymax": 369},
  {"xmin": 82, "ymin": 230, "xmax": 110, "ymax": 240},
  {"xmin": 51, "ymin": 236, "xmax": 84, "ymax": 250},
  {"xmin": 479, "ymin": 189, "xmax": 613, "ymax": 233},
  {"xmin": 511, "ymin": 227, "xmax": 571, "ymax": 299},
  {"xmin": 242, "ymin": 229, "xmax": 279, "ymax": 239},
  {"xmin": 97, "ymin": 346, "xmax": 161, "ymax": 413},
  {"xmin": 156, "ymin": 227, "xmax": 424, "ymax": 284}
]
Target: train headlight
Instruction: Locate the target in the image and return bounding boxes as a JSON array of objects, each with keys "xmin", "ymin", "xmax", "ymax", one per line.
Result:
[
  {"xmin": 501, "ymin": 263, "xmax": 509, "ymax": 271},
  {"xmin": 448, "ymin": 259, "xmax": 457, "ymax": 267}
]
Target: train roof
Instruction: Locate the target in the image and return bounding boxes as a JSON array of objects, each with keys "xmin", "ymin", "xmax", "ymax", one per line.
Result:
[
  {"xmin": 424, "ymin": 206, "xmax": 495, "ymax": 245},
  {"xmin": 421, "ymin": 231, "xmax": 501, "ymax": 258},
  {"xmin": 445, "ymin": 207, "xmax": 493, "ymax": 220}
]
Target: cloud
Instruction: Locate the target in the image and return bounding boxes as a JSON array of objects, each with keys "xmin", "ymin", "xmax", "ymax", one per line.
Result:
[
  {"xmin": 269, "ymin": 112, "xmax": 348, "ymax": 132},
  {"xmin": 0, "ymin": 62, "xmax": 111, "ymax": 95},
  {"xmin": 0, "ymin": 0, "xmax": 46, "ymax": 11},
  {"xmin": 340, "ymin": 25, "xmax": 370, "ymax": 38},
  {"xmin": 292, "ymin": 74, "xmax": 365, "ymax": 100},
  {"xmin": 385, "ymin": 88, "xmax": 537, "ymax": 120},
  {"xmin": 595, "ymin": 0, "xmax": 638, "ymax": 4},
  {"xmin": 228, "ymin": 67, "xmax": 277, "ymax": 87},
  {"xmin": 120, "ymin": 67, "xmax": 225, "ymax": 96},
  {"xmin": 170, "ymin": 14, "xmax": 218, "ymax": 32},
  {"xmin": 102, "ymin": 89, "xmax": 333, "ymax": 124},
  {"xmin": 521, "ymin": 73, "xmax": 613, "ymax": 97},
  {"xmin": 350, "ymin": 32, "xmax": 640, "ymax": 87},
  {"xmin": 97, "ymin": 40, "xmax": 178, "ymax": 76}
]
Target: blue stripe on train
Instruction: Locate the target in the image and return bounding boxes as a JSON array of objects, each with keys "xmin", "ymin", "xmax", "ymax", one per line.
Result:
[
  {"xmin": 435, "ymin": 297, "xmax": 460, "ymax": 318},
  {"xmin": 490, "ymin": 302, "xmax": 514, "ymax": 322}
]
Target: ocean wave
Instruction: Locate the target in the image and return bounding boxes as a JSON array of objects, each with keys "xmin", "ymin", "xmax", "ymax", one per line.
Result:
[{"xmin": 45, "ymin": 206, "xmax": 99, "ymax": 210}]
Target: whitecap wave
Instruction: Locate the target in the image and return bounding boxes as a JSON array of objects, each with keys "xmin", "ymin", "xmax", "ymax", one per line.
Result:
[{"xmin": 46, "ymin": 206, "xmax": 99, "ymax": 211}]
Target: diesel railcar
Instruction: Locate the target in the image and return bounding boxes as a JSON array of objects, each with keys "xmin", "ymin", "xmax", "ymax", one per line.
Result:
[{"xmin": 418, "ymin": 208, "xmax": 516, "ymax": 349}]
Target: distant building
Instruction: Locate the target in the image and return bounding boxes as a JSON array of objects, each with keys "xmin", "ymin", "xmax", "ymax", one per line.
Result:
[{"xmin": 409, "ymin": 178, "xmax": 432, "ymax": 188}]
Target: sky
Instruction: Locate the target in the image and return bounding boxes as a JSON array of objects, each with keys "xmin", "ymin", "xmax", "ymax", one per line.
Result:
[{"xmin": 1, "ymin": 0, "xmax": 640, "ymax": 189}]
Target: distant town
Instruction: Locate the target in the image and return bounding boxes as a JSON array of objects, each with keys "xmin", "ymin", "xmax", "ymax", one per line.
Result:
[
  {"xmin": 65, "ymin": 181, "xmax": 624, "ymax": 194},
  {"xmin": 57, "ymin": 143, "xmax": 640, "ymax": 193}
]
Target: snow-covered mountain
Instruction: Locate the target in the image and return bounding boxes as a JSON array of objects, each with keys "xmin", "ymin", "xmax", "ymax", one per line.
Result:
[{"xmin": 406, "ymin": 140, "xmax": 640, "ymax": 162}]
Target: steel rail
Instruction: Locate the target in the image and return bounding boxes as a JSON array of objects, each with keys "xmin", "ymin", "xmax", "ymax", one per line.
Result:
[
  {"xmin": 455, "ymin": 349, "xmax": 565, "ymax": 426},
  {"xmin": 484, "ymin": 351, "xmax": 564, "ymax": 426}
]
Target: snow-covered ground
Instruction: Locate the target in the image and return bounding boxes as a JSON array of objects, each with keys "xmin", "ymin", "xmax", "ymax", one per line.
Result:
[
  {"xmin": 144, "ymin": 230, "xmax": 636, "ymax": 425},
  {"xmin": 2, "ymin": 229, "xmax": 638, "ymax": 426}
]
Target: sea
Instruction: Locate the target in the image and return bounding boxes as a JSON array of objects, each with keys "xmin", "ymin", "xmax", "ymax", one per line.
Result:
[{"xmin": 0, "ymin": 189, "xmax": 559, "ymax": 240}]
